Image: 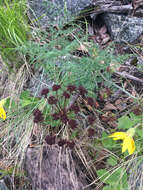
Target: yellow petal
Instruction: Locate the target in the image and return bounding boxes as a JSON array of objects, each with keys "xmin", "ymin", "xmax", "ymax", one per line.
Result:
[
  {"xmin": 128, "ymin": 138, "xmax": 135, "ymax": 155},
  {"xmin": 0, "ymin": 107, "xmax": 6, "ymax": 120},
  {"xmin": 122, "ymin": 136, "xmax": 135, "ymax": 155},
  {"xmin": 109, "ymin": 132, "xmax": 127, "ymax": 140}
]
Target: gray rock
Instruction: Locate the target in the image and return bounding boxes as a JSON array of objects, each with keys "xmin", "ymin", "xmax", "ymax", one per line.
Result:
[
  {"xmin": 0, "ymin": 180, "xmax": 9, "ymax": 190},
  {"xmin": 24, "ymin": 146, "xmax": 90, "ymax": 190},
  {"xmin": 28, "ymin": 0, "xmax": 92, "ymax": 27},
  {"xmin": 102, "ymin": 13, "xmax": 143, "ymax": 43}
]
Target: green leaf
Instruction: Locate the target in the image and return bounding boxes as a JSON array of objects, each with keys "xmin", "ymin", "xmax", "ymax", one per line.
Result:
[
  {"xmin": 102, "ymin": 186, "xmax": 111, "ymax": 190},
  {"xmin": 97, "ymin": 168, "xmax": 128, "ymax": 187},
  {"xmin": 113, "ymin": 183, "xmax": 122, "ymax": 190},
  {"xmin": 129, "ymin": 112, "xmax": 141, "ymax": 122},
  {"xmin": 20, "ymin": 99, "xmax": 33, "ymax": 107},
  {"xmin": 4, "ymin": 98, "xmax": 16, "ymax": 109},
  {"xmin": 20, "ymin": 90, "xmax": 30, "ymax": 99},
  {"xmin": 71, "ymin": 129, "xmax": 78, "ymax": 138},
  {"xmin": 107, "ymin": 168, "xmax": 128, "ymax": 185},
  {"xmin": 96, "ymin": 169, "xmax": 109, "ymax": 183},
  {"xmin": 20, "ymin": 90, "xmax": 39, "ymax": 107},
  {"xmin": 136, "ymin": 128, "xmax": 143, "ymax": 138},
  {"xmin": 118, "ymin": 116, "xmax": 133, "ymax": 129},
  {"xmin": 101, "ymin": 132, "xmax": 115, "ymax": 149},
  {"xmin": 118, "ymin": 113, "xmax": 141, "ymax": 129},
  {"xmin": 107, "ymin": 156, "xmax": 117, "ymax": 166}
]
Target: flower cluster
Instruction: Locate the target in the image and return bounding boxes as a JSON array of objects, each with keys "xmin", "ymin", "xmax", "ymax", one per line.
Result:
[
  {"xmin": 41, "ymin": 88, "xmax": 49, "ymax": 98},
  {"xmin": 33, "ymin": 109, "xmax": 44, "ymax": 123},
  {"xmin": 34, "ymin": 84, "xmax": 98, "ymax": 133},
  {"xmin": 48, "ymin": 96, "xmax": 58, "ymax": 105},
  {"xmin": 33, "ymin": 84, "xmax": 78, "ymax": 126},
  {"xmin": 88, "ymin": 115, "xmax": 96, "ymax": 125},
  {"xmin": 45, "ymin": 135, "xmax": 56, "ymax": 145},
  {"xmin": 32, "ymin": 84, "xmax": 97, "ymax": 149},
  {"xmin": 88, "ymin": 128, "xmax": 95, "ymax": 137}
]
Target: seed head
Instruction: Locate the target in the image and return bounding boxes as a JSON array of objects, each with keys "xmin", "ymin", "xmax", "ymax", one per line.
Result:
[
  {"xmin": 78, "ymin": 86, "xmax": 87, "ymax": 97},
  {"xmin": 58, "ymin": 139, "xmax": 67, "ymax": 147},
  {"xmin": 41, "ymin": 88, "xmax": 49, "ymax": 97},
  {"xmin": 52, "ymin": 113, "xmax": 60, "ymax": 120},
  {"xmin": 52, "ymin": 84, "xmax": 61, "ymax": 91},
  {"xmin": 70, "ymin": 104, "xmax": 80, "ymax": 114},
  {"xmin": 33, "ymin": 108, "xmax": 41, "ymax": 116},
  {"xmin": 86, "ymin": 97, "xmax": 94, "ymax": 106},
  {"xmin": 48, "ymin": 96, "xmax": 58, "ymax": 104},
  {"xmin": 68, "ymin": 119, "xmax": 78, "ymax": 129},
  {"xmin": 45, "ymin": 135, "xmax": 56, "ymax": 145},
  {"xmin": 66, "ymin": 141, "xmax": 75, "ymax": 149},
  {"xmin": 67, "ymin": 85, "xmax": 76, "ymax": 93},
  {"xmin": 88, "ymin": 128, "xmax": 95, "ymax": 137},
  {"xmin": 60, "ymin": 112, "xmax": 69, "ymax": 124},
  {"xmin": 33, "ymin": 109, "xmax": 44, "ymax": 123},
  {"xmin": 63, "ymin": 91, "xmax": 70, "ymax": 99}
]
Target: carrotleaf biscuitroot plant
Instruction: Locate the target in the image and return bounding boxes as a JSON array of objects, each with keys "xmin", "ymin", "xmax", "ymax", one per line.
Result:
[
  {"xmin": 31, "ymin": 84, "xmax": 97, "ymax": 148},
  {"xmin": 19, "ymin": 23, "xmax": 128, "ymax": 94}
]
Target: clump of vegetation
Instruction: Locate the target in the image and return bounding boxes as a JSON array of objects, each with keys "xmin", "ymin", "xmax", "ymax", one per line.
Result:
[
  {"xmin": 0, "ymin": 0, "xmax": 29, "ymax": 69},
  {"xmin": 19, "ymin": 24, "xmax": 128, "ymax": 96}
]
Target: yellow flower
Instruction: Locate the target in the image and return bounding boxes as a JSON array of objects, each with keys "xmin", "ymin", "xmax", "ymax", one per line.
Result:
[
  {"xmin": 121, "ymin": 135, "xmax": 135, "ymax": 155},
  {"xmin": 109, "ymin": 130, "xmax": 135, "ymax": 155},
  {"xmin": 0, "ymin": 98, "xmax": 7, "ymax": 120},
  {"xmin": 0, "ymin": 107, "xmax": 6, "ymax": 120}
]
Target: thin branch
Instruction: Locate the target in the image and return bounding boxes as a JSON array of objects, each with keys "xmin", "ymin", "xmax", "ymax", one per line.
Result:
[
  {"xmin": 99, "ymin": 72, "xmax": 139, "ymax": 100},
  {"xmin": 115, "ymin": 71, "xmax": 143, "ymax": 84}
]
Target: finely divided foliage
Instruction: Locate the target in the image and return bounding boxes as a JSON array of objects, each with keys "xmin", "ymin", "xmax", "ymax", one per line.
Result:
[{"xmin": 19, "ymin": 24, "xmax": 128, "ymax": 95}]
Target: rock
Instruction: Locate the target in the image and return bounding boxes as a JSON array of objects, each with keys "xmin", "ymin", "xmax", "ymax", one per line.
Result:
[
  {"xmin": 24, "ymin": 146, "xmax": 90, "ymax": 190},
  {"xmin": 28, "ymin": 0, "xmax": 143, "ymax": 43},
  {"xmin": 102, "ymin": 13, "xmax": 143, "ymax": 43},
  {"xmin": 28, "ymin": 0, "xmax": 92, "ymax": 27},
  {"xmin": 0, "ymin": 180, "xmax": 9, "ymax": 190}
]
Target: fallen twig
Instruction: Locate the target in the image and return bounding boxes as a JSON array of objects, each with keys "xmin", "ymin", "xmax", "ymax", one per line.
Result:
[
  {"xmin": 99, "ymin": 72, "xmax": 139, "ymax": 100},
  {"xmin": 115, "ymin": 71, "xmax": 143, "ymax": 83}
]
